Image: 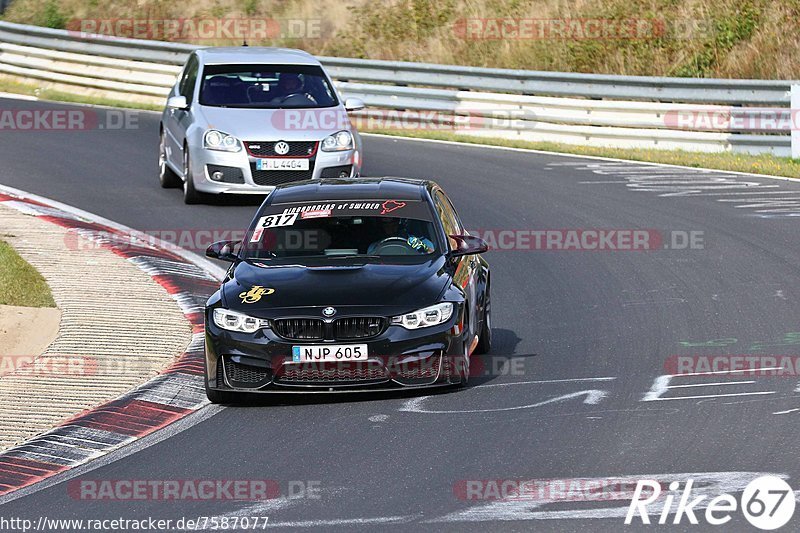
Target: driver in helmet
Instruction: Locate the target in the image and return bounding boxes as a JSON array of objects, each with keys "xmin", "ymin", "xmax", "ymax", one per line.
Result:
[{"xmin": 367, "ymin": 217, "xmax": 435, "ymax": 254}]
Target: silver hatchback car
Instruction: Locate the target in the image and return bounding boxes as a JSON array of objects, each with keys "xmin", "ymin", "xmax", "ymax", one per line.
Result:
[{"xmin": 159, "ymin": 47, "xmax": 364, "ymax": 204}]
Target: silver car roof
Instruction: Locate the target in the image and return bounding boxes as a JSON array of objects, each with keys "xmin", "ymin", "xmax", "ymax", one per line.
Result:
[{"xmin": 195, "ymin": 47, "xmax": 321, "ymax": 66}]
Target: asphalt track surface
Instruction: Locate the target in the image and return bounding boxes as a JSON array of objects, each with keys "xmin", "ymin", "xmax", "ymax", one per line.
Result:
[{"xmin": 2, "ymin": 97, "xmax": 800, "ymax": 531}]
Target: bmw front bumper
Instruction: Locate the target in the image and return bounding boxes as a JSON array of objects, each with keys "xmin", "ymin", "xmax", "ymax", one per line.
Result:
[{"xmin": 205, "ymin": 311, "xmax": 468, "ymax": 393}]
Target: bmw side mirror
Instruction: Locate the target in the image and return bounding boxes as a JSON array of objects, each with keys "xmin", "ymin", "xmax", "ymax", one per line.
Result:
[
  {"xmin": 448, "ymin": 234, "xmax": 489, "ymax": 257},
  {"xmin": 206, "ymin": 240, "xmax": 240, "ymax": 262},
  {"xmin": 167, "ymin": 95, "xmax": 188, "ymax": 109},
  {"xmin": 344, "ymin": 98, "xmax": 365, "ymax": 112}
]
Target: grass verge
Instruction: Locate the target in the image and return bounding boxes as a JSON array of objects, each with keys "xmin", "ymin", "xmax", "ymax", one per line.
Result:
[
  {"xmin": 0, "ymin": 77, "xmax": 798, "ymax": 180},
  {"xmin": 0, "ymin": 239, "xmax": 56, "ymax": 307},
  {"xmin": 0, "ymin": 77, "xmax": 162, "ymax": 111}
]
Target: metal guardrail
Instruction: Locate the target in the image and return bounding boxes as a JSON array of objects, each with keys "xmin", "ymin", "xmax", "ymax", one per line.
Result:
[{"xmin": 0, "ymin": 20, "xmax": 795, "ymax": 157}]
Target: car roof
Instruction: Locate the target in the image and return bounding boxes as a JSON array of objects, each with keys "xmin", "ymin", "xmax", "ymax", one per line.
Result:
[
  {"xmin": 196, "ymin": 47, "xmax": 321, "ymax": 66},
  {"xmin": 268, "ymin": 177, "xmax": 436, "ymax": 204}
]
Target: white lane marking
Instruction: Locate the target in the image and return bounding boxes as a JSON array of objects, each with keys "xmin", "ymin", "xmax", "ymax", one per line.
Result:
[
  {"xmin": 475, "ymin": 377, "xmax": 616, "ymax": 389},
  {"xmin": 691, "ymin": 189, "xmax": 791, "ymax": 196},
  {"xmin": 676, "ymin": 367, "xmax": 783, "ymax": 377},
  {"xmin": 368, "ymin": 414, "xmax": 389, "ymax": 422},
  {"xmin": 642, "ymin": 373, "xmax": 779, "ymax": 403},
  {"xmin": 646, "ymin": 391, "xmax": 775, "ymax": 401},
  {"xmin": 668, "ymin": 380, "xmax": 755, "ymax": 388},
  {"xmin": 400, "ymin": 390, "xmax": 608, "ymax": 414},
  {"xmin": 578, "ymin": 180, "xmax": 629, "ymax": 184},
  {"xmin": 564, "ymin": 160, "xmax": 800, "ymax": 215}
]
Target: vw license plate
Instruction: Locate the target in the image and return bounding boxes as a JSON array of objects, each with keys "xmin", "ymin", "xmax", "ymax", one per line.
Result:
[
  {"xmin": 257, "ymin": 158, "xmax": 309, "ymax": 171},
  {"xmin": 292, "ymin": 344, "xmax": 368, "ymax": 362}
]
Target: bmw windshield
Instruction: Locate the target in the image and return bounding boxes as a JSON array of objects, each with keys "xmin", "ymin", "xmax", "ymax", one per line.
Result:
[{"xmin": 243, "ymin": 199, "xmax": 441, "ymax": 261}]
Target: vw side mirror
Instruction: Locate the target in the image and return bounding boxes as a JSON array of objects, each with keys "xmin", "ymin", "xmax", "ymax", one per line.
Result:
[{"xmin": 167, "ymin": 95, "xmax": 188, "ymax": 109}]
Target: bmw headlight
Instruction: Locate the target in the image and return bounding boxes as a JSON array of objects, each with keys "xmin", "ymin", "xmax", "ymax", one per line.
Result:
[
  {"xmin": 212, "ymin": 308, "xmax": 269, "ymax": 333},
  {"xmin": 204, "ymin": 129, "xmax": 242, "ymax": 152},
  {"xmin": 391, "ymin": 302, "xmax": 454, "ymax": 330},
  {"xmin": 321, "ymin": 130, "xmax": 353, "ymax": 152}
]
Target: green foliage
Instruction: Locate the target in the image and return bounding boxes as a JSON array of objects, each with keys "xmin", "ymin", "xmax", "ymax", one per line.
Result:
[
  {"xmin": 242, "ymin": 0, "xmax": 259, "ymax": 16},
  {"xmin": 39, "ymin": 0, "xmax": 66, "ymax": 29}
]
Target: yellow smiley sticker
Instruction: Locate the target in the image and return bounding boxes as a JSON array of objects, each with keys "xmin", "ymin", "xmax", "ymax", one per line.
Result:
[{"xmin": 239, "ymin": 285, "xmax": 275, "ymax": 304}]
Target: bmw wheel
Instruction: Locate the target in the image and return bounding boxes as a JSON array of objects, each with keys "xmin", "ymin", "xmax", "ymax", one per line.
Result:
[{"xmin": 475, "ymin": 283, "xmax": 492, "ymax": 354}]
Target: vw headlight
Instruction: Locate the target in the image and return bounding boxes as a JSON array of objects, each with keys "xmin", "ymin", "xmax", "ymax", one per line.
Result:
[
  {"xmin": 391, "ymin": 302, "xmax": 454, "ymax": 330},
  {"xmin": 321, "ymin": 130, "xmax": 353, "ymax": 152},
  {"xmin": 204, "ymin": 129, "xmax": 242, "ymax": 152},
  {"xmin": 212, "ymin": 308, "xmax": 269, "ymax": 333}
]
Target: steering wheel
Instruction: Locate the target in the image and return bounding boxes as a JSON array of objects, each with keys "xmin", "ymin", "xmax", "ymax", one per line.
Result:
[
  {"xmin": 280, "ymin": 92, "xmax": 317, "ymax": 104},
  {"xmin": 370, "ymin": 237, "xmax": 418, "ymax": 255}
]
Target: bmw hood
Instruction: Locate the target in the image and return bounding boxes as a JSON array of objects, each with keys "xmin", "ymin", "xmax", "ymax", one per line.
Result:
[
  {"xmin": 197, "ymin": 105, "xmax": 349, "ymax": 141},
  {"xmin": 222, "ymin": 257, "xmax": 451, "ymax": 314}
]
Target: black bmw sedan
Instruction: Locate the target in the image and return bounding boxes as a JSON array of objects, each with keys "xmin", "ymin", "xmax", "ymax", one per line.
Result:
[{"xmin": 204, "ymin": 177, "xmax": 491, "ymax": 402}]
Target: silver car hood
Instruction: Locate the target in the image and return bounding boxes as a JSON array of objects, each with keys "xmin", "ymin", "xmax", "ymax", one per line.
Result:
[{"xmin": 197, "ymin": 105, "xmax": 348, "ymax": 141}]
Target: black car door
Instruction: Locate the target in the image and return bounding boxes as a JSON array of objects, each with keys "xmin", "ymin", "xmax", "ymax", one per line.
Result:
[{"xmin": 434, "ymin": 189, "xmax": 480, "ymax": 348}]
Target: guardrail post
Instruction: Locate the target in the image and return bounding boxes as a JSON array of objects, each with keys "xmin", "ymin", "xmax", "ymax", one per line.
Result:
[{"xmin": 793, "ymin": 85, "xmax": 800, "ymax": 159}]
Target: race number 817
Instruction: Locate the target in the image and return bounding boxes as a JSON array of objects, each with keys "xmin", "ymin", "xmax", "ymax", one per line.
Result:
[{"xmin": 258, "ymin": 213, "xmax": 298, "ymax": 229}]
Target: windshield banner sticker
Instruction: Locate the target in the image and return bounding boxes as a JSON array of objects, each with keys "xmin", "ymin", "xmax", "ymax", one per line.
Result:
[
  {"xmin": 247, "ymin": 200, "xmax": 434, "ymax": 243},
  {"xmin": 266, "ymin": 199, "xmax": 428, "ymax": 219}
]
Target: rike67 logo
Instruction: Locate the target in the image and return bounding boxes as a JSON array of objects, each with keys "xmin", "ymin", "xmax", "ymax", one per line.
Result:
[{"xmin": 626, "ymin": 476, "xmax": 795, "ymax": 530}]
